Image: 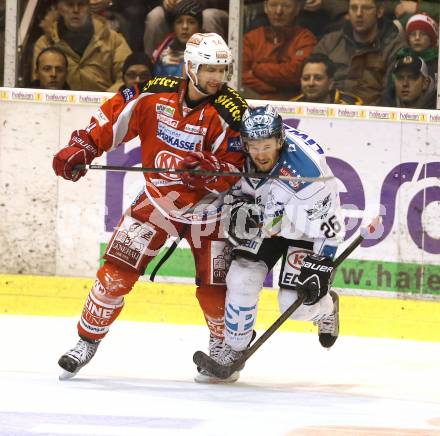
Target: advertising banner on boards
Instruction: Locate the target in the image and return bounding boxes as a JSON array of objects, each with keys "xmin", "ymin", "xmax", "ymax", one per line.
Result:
[{"xmin": 0, "ymin": 89, "xmax": 438, "ymax": 295}]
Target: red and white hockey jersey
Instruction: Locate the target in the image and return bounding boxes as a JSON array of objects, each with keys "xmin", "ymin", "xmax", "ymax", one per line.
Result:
[{"xmin": 87, "ymin": 76, "xmax": 248, "ymax": 223}]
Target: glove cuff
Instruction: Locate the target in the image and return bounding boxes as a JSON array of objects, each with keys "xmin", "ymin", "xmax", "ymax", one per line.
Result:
[{"xmin": 69, "ymin": 130, "xmax": 98, "ymax": 163}]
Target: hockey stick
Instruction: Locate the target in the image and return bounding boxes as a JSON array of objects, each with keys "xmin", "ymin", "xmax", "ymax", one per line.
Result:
[
  {"xmin": 193, "ymin": 217, "xmax": 382, "ymax": 380},
  {"xmin": 75, "ymin": 164, "xmax": 334, "ymax": 183}
]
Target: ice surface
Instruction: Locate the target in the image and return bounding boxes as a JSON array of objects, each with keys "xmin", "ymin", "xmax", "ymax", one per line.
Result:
[{"xmin": 1, "ymin": 315, "xmax": 439, "ymax": 435}]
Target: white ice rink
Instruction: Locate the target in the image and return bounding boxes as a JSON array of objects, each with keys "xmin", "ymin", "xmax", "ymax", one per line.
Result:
[{"xmin": 1, "ymin": 315, "xmax": 440, "ymax": 436}]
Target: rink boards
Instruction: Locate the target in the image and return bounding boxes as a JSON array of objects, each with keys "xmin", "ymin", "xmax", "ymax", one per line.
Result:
[
  {"xmin": 1, "ymin": 88, "xmax": 439, "ymax": 297},
  {"xmin": 1, "ymin": 273, "xmax": 439, "ymax": 342},
  {"xmin": 0, "ymin": 88, "xmax": 439, "ymax": 343}
]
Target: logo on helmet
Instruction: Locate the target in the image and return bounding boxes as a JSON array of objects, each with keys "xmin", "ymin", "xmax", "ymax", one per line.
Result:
[
  {"xmin": 187, "ymin": 34, "xmax": 203, "ymax": 45},
  {"xmin": 216, "ymin": 51, "xmax": 229, "ymax": 59},
  {"xmin": 240, "ymin": 105, "xmax": 285, "ymax": 141}
]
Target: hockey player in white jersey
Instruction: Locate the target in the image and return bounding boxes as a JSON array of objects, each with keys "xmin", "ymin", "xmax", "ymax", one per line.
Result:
[{"xmin": 207, "ymin": 104, "xmax": 344, "ymax": 381}]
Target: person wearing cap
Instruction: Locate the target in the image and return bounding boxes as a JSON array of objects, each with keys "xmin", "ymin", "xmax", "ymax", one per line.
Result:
[
  {"xmin": 143, "ymin": 1, "xmax": 228, "ymax": 58},
  {"xmin": 152, "ymin": 0, "xmax": 203, "ymax": 78},
  {"xmin": 383, "ymin": 55, "xmax": 436, "ymax": 109},
  {"xmin": 398, "ymin": 13, "xmax": 438, "ymax": 83},
  {"xmin": 32, "ymin": 0, "xmax": 132, "ymax": 91},
  {"xmin": 108, "ymin": 52, "xmax": 154, "ymax": 92},
  {"xmin": 314, "ymin": 0, "xmax": 407, "ymax": 106}
]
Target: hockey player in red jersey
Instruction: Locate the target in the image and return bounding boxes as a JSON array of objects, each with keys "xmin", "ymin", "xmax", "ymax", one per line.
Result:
[{"xmin": 53, "ymin": 33, "xmax": 248, "ymax": 382}]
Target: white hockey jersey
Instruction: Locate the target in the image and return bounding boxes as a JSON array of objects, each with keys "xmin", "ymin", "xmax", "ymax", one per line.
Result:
[{"xmin": 230, "ymin": 126, "xmax": 344, "ymax": 258}]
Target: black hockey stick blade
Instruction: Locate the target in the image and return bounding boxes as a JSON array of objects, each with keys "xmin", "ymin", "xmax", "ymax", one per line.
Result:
[
  {"xmin": 193, "ymin": 294, "xmax": 306, "ymax": 379},
  {"xmin": 193, "ymin": 217, "xmax": 382, "ymax": 379},
  {"xmin": 193, "ymin": 350, "xmax": 244, "ymax": 380}
]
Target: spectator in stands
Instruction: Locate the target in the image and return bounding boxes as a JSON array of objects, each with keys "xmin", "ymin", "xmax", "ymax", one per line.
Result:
[
  {"xmin": 88, "ymin": 0, "xmax": 130, "ymax": 46},
  {"xmin": 31, "ymin": 46, "xmax": 70, "ymax": 90},
  {"xmin": 391, "ymin": 0, "xmax": 439, "ymax": 24},
  {"xmin": 314, "ymin": 0, "xmax": 407, "ymax": 106},
  {"xmin": 384, "ymin": 12, "xmax": 438, "ymax": 102},
  {"xmin": 114, "ymin": 1, "xmax": 158, "ymax": 52},
  {"xmin": 242, "ymin": 0, "xmax": 317, "ymax": 101},
  {"xmin": 299, "ymin": 0, "xmax": 350, "ymax": 39},
  {"xmin": 291, "ymin": 53, "xmax": 364, "ymax": 104},
  {"xmin": 383, "ymin": 55, "xmax": 436, "ymax": 108},
  {"xmin": 402, "ymin": 13, "xmax": 438, "ymax": 82},
  {"xmin": 108, "ymin": 51, "xmax": 153, "ymax": 92},
  {"xmin": 153, "ymin": 0, "xmax": 203, "ymax": 77},
  {"xmin": 143, "ymin": 1, "xmax": 228, "ymax": 58},
  {"xmin": 32, "ymin": 0, "xmax": 132, "ymax": 92}
]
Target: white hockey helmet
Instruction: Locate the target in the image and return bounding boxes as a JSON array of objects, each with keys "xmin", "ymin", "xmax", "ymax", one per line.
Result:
[{"xmin": 184, "ymin": 32, "xmax": 233, "ymax": 86}]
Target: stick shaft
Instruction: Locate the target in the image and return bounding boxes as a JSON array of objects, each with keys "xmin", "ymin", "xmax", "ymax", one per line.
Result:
[
  {"xmin": 76, "ymin": 164, "xmax": 333, "ymax": 183},
  {"xmin": 242, "ymin": 229, "xmax": 367, "ymax": 361},
  {"xmin": 193, "ymin": 217, "xmax": 381, "ymax": 378}
]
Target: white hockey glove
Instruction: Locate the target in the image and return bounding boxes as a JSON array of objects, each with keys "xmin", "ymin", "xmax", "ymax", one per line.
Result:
[
  {"xmin": 225, "ymin": 196, "xmax": 262, "ymax": 246},
  {"xmin": 298, "ymin": 254, "xmax": 334, "ymax": 305}
]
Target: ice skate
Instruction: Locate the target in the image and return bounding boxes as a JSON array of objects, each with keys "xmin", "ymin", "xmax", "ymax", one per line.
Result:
[
  {"xmin": 315, "ymin": 290, "xmax": 339, "ymax": 348},
  {"xmin": 58, "ymin": 337, "xmax": 100, "ymax": 380},
  {"xmin": 194, "ymin": 335, "xmax": 241, "ymax": 384}
]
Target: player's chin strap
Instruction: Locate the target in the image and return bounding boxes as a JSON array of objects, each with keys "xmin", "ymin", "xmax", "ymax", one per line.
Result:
[
  {"xmin": 149, "ymin": 224, "xmax": 189, "ymax": 282},
  {"xmin": 193, "ymin": 216, "xmax": 382, "ymax": 379},
  {"xmin": 187, "ymin": 70, "xmax": 210, "ymax": 97}
]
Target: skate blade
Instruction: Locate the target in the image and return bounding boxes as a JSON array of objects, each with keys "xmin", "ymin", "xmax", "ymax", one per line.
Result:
[
  {"xmin": 59, "ymin": 369, "xmax": 78, "ymax": 380},
  {"xmin": 194, "ymin": 371, "xmax": 240, "ymax": 384}
]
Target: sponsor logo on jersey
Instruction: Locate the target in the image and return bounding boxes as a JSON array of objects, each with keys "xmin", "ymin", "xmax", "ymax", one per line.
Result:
[
  {"xmin": 281, "ymin": 272, "xmax": 300, "ymax": 286},
  {"xmin": 143, "ymin": 77, "xmax": 180, "ymax": 92},
  {"xmin": 213, "ymin": 254, "xmax": 227, "ymax": 283},
  {"xmin": 214, "ymin": 89, "xmax": 247, "ymax": 122},
  {"xmin": 156, "ymin": 104, "xmax": 175, "ymax": 117},
  {"xmin": 306, "ymin": 194, "xmax": 332, "ymax": 220},
  {"xmin": 106, "ymin": 217, "xmax": 157, "ymax": 270},
  {"xmin": 227, "ymin": 136, "xmax": 242, "ymax": 152},
  {"xmin": 154, "ymin": 150, "xmax": 183, "ymax": 181},
  {"xmin": 92, "ymin": 108, "xmax": 109, "ymax": 127},
  {"xmin": 184, "ymin": 124, "xmax": 207, "ymax": 135},
  {"xmin": 279, "ymin": 167, "xmax": 300, "ymax": 189},
  {"xmin": 156, "ymin": 122, "xmax": 202, "ymax": 152},
  {"xmin": 122, "ymin": 86, "xmax": 136, "ymax": 102},
  {"xmin": 157, "ymin": 113, "xmax": 178, "ymax": 128},
  {"xmin": 210, "ymin": 240, "xmax": 232, "ymax": 285},
  {"xmin": 287, "ymin": 249, "xmax": 313, "ymax": 271}
]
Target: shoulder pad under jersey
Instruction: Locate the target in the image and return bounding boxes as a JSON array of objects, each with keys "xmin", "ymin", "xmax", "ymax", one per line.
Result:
[
  {"xmin": 141, "ymin": 76, "xmax": 182, "ymax": 94},
  {"xmin": 213, "ymin": 86, "xmax": 248, "ymax": 131}
]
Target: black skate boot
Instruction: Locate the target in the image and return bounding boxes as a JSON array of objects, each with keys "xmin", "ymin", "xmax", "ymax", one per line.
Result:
[
  {"xmin": 58, "ymin": 336, "xmax": 100, "ymax": 380},
  {"xmin": 315, "ymin": 290, "xmax": 339, "ymax": 348}
]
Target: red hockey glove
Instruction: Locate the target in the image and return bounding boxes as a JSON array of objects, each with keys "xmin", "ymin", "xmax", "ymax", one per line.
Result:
[
  {"xmin": 178, "ymin": 151, "xmax": 223, "ymax": 190},
  {"xmin": 53, "ymin": 130, "xmax": 99, "ymax": 181}
]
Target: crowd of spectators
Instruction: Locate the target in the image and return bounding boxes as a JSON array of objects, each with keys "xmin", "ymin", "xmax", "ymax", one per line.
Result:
[{"xmin": 0, "ymin": 0, "xmax": 438, "ymax": 110}]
